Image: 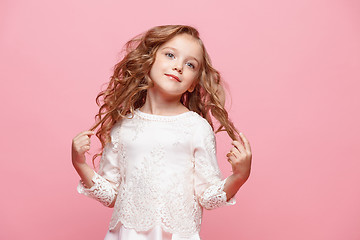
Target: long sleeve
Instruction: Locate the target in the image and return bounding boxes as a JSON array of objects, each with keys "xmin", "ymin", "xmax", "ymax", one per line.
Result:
[
  {"xmin": 77, "ymin": 131, "xmax": 122, "ymax": 207},
  {"xmin": 193, "ymin": 122, "xmax": 236, "ymax": 210}
]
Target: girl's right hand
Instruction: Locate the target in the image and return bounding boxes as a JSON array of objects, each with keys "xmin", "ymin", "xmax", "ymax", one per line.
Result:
[{"xmin": 71, "ymin": 131, "xmax": 95, "ymax": 165}]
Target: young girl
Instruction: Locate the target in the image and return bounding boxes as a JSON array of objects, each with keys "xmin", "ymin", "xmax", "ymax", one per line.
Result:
[{"xmin": 72, "ymin": 25, "xmax": 252, "ymax": 240}]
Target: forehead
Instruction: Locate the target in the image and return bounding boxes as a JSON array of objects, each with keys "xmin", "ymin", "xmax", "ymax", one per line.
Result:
[{"xmin": 159, "ymin": 34, "xmax": 203, "ymax": 62}]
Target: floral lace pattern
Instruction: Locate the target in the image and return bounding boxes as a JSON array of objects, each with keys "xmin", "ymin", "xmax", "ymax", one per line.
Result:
[
  {"xmin": 77, "ymin": 109, "xmax": 236, "ymax": 236},
  {"xmin": 199, "ymin": 178, "xmax": 235, "ymax": 209},
  {"xmin": 77, "ymin": 171, "xmax": 117, "ymax": 207}
]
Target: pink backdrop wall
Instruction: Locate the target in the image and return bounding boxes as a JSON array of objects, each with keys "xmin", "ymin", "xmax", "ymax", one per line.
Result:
[{"xmin": 1, "ymin": 0, "xmax": 359, "ymax": 239}]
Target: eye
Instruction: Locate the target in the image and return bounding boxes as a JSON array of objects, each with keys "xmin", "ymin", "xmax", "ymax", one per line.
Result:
[
  {"xmin": 165, "ymin": 52, "xmax": 175, "ymax": 59},
  {"xmin": 186, "ymin": 62, "xmax": 195, "ymax": 69}
]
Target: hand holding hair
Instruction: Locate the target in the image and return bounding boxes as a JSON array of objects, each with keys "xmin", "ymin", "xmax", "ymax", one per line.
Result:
[
  {"xmin": 226, "ymin": 132, "xmax": 252, "ymax": 181},
  {"xmin": 222, "ymin": 132, "xmax": 252, "ymax": 201},
  {"xmin": 71, "ymin": 130, "xmax": 96, "ymax": 189},
  {"xmin": 71, "ymin": 130, "xmax": 95, "ymax": 165}
]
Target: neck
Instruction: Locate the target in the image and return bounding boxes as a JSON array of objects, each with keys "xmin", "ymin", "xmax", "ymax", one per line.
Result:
[{"xmin": 140, "ymin": 89, "xmax": 189, "ymax": 116}]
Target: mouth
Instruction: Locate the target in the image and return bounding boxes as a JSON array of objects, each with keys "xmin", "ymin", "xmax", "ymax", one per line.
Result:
[{"xmin": 165, "ymin": 74, "xmax": 181, "ymax": 82}]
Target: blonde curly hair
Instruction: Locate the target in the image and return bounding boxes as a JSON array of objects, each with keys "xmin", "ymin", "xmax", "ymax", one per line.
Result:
[{"xmin": 90, "ymin": 25, "xmax": 239, "ymax": 165}]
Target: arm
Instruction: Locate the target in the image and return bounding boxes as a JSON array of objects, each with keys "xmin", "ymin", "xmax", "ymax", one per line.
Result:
[
  {"xmin": 72, "ymin": 131, "xmax": 96, "ymax": 187},
  {"xmin": 72, "ymin": 130, "xmax": 120, "ymax": 208},
  {"xmin": 193, "ymin": 122, "xmax": 236, "ymax": 210},
  {"xmin": 223, "ymin": 132, "xmax": 252, "ymax": 201}
]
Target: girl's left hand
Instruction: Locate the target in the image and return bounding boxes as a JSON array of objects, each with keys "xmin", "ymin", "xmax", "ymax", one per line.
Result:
[{"xmin": 226, "ymin": 132, "xmax": 252, "ymax": 181}]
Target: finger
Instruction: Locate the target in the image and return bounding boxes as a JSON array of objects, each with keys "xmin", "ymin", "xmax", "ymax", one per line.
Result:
[
  {"xmin": 228, "ymin": 148, "xmax": 241, "ymax": 160},
  {"xmin": 227, "ymin": 150, "xmax": 241, "ymax": 161},
  {"xmin": 74, "ymin": 136, "xmax": 91, "ymax": 146},
  {"xmin": 227, "ymin": 154, "xmax": 237, "ymax": 164},
  {"xmin": 232, "ymin": 140, "xmax": 245, "ymax": 153},
  {"xmin": 230, "ymin": 149, "xmax": 242, "ymax": 159},
  {"xmin": 227, "ymin": 157, "xmax": 233, "ymax": 164},
  {"xmin": 75, "ymin": 133, "xmax": 94, "ymax": 143},
  {"xmin": 81, "ymin": 131, "xmax": 95, "ymax": 137},
  {"xmin": 74, "ymin": 134, "xmax": 91, "ymax": 145},
  {"xmin": 75, "ymin": 131, "xmax": 95, "ymax": 139},
  {"xmin": 239, "ymin": 132, "xmax": 252, "ymax": 153},
  {"xmin": 81, "ymin": 145, "xmax": 91, "ymax": 152},
  {"xmin": 77, "ymin": 139, "xmax": 91, "ymax": 146}
]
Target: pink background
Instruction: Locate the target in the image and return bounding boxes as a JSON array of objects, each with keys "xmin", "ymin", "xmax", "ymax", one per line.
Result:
[{"xmin": 1, "ymin": 0, "xmax": 359, "ymax": 239}]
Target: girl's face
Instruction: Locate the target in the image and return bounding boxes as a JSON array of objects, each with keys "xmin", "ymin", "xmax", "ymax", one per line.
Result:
[{"xmin": 148, "ymin": 33, "xmax": 203, "ymax": 100}]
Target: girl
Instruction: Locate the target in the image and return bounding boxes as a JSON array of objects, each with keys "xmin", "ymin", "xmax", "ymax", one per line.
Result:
[{"xmin": 72, "ymin": 25, "xmax": 252, "ymax": 240}]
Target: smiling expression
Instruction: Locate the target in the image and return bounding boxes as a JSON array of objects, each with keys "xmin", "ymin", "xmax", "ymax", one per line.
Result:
[{"xmin": 148, "ymin": 33, "xmax": 203, "ymax": 100}]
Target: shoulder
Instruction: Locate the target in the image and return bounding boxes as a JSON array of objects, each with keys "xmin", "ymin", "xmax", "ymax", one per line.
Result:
[
  {"xmin": 187, "ymin": 112, "xmax": 214, "ymax": 137},
  {"xmin": 108, "ymin": 119, "xmax": 126, "ymax": 141},
  {"xmin": 109, "ymin": 112, "xmax": 134, "ymax": 132},
  {"xmin": 189, "ymin": 113, "xmax": 217, "ymax": 152},
  {"xmin": 193, "ymin": 112, "xmax": 213, "ymax": 129},
  {"xmin": 110, "ymin": 120, "xmax": 122, "ymax": 132}
]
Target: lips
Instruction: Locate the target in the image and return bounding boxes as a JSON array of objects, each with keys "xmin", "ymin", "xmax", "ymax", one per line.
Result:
[{"xmin": 165, "ymin": 74, "xmax": 181, "ymax": 82}]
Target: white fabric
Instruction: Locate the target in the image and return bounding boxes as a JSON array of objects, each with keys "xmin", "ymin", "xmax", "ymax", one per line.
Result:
[
  {"xmin": 104, "ymin": 225, "xmax": 200, "ymax": 240},
  {"xmin": 77, "ymin": 109, "xmax": 236, "ymax": 239}
]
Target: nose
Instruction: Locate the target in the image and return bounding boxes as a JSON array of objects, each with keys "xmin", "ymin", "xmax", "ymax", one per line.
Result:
[{"xmin": 172, "ymin": 63, "xmax": 183, "ymax": 74}]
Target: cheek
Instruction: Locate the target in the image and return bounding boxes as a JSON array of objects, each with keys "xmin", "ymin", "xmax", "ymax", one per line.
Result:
[
  {"xmin": 152, "ymin": 60, "xmax": 166, "ymax": 74},
  {"xmin": 185, "ymin": 71, "xmax": 198, "ymax": 82},
  {"xmin": 157, "ymin": 59, "xmax": 168, "ymax": 70}
]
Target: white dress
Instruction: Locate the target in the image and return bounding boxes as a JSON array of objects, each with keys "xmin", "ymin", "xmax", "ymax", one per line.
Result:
[{"xmin": 77, "ymin": 109, "xmax": 236, "ymax": 239}]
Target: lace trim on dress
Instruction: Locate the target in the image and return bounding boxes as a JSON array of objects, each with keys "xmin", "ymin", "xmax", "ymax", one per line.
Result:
[
  {"xmin": 77, "ymin": 171, "xmax": 117, "ymax": 207},
  {"xmin": 134, "ymin": 109, "xmax": 196, "ymax": 122},
  {"xmin": 199, "ymin": 177, "xmax": 236, "ymax": 210}
]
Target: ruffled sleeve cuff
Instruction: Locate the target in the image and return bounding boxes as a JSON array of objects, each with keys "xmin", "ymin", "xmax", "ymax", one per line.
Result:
[
  {"xmin": 199, "ymin": 177, "xmax": 236, "ymax": 210},
  {"xmin": 77, "ymin": 171, "xmax": 117, "ymax": 207}
]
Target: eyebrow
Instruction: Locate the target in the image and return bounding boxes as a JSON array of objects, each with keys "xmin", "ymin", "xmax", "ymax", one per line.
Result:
[{"xmin": 161, "ymin": 47, "xmax": 200, "ymax": 64}]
